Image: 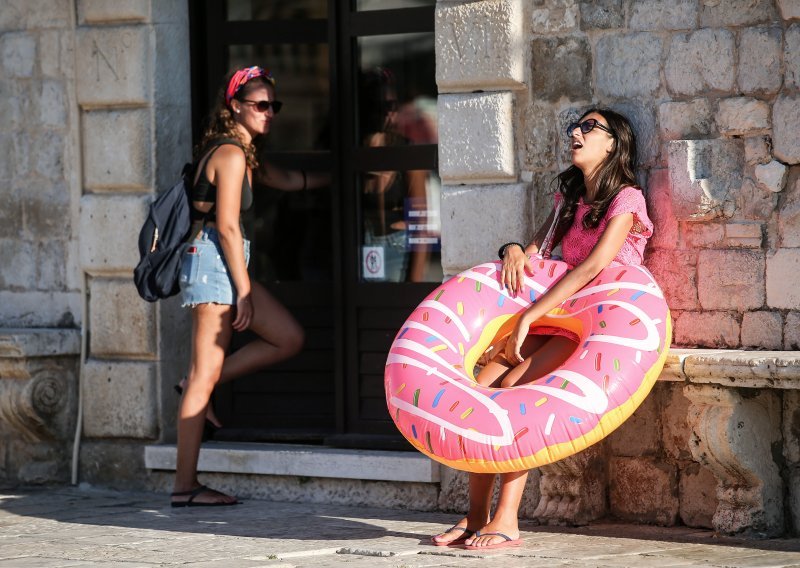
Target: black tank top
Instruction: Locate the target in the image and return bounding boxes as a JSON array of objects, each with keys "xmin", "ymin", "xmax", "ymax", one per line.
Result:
[{"xmin": 191, "ymin": 138, "xmax": 254, "ymax": 223}]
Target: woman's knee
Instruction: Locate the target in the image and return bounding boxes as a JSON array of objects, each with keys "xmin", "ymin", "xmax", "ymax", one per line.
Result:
[{"xmin": 283, "ymin": 323, "xmax": 305, "ymax": 356}]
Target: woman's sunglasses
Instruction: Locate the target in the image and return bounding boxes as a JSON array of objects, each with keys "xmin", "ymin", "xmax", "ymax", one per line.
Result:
[
  {"xmin": 241, "ymin": 99, "xmax": 283, "ymax": 114},
  {"xmin": 566, "ymin": 118, "xmax": 614, "ymax": 138}
]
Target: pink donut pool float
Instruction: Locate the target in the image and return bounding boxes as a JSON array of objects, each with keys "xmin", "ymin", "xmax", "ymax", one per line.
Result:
[{"xmin": 384, "ymin": 258, "xmax": 671, "ymax": 473}]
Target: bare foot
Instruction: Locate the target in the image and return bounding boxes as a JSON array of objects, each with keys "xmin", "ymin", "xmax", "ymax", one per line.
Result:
[
  {"xmin": 464, "ymin": 517, "xmax": 520, "ymax": 548},
  {"xmin": 171, "ymin": 484, "xmax": 238, "ymax": 506},
  {"xmin": 431, "ymin": 512, "xmax": 489, "ymax": 546}
]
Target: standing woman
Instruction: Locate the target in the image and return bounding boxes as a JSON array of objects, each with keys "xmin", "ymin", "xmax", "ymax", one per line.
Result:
[{"xmin": 171, "ymin": 66, "xmax": 319, "ymax": 506}]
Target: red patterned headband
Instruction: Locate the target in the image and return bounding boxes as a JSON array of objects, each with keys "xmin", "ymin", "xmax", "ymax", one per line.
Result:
[{"xmin": 225, "ymin": 66, "xmax": 275, "ymax": 108}]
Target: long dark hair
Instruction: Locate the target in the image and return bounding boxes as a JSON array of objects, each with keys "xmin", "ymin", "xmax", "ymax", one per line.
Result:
[{"xmin": 556, "ymin": 108, "xmax": 639, "ymax": 231}]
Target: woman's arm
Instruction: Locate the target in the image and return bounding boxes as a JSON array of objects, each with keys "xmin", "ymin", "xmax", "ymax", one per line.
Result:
[
  {"xmin": 255, "ymin": 162, "xmax": 329, "ymax": 192},
  {"xmin": 501, "ymin": 207, "xmax": 557, "ymax": 294},
  {"xmin": 505, "ymin": 212, "xmax": 634, "ymax": 364},
  {"xmin": 210, "ymin": 145, "xmax": 252, "ymax": 331}
]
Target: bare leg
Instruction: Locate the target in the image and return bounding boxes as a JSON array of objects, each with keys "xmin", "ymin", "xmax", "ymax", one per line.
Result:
[
  {"xmin": 501, "ymin": 335, "xmax": 577, "ymax": 388},
  {"xmin": 465, "ymin": 471, "xmax": 528, "ymax": 547}
]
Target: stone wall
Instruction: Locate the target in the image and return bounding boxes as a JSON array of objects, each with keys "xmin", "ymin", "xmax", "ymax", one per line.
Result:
[{"xmin": 437, "ymin": 0, "xmax": 800, "ymax": 350}]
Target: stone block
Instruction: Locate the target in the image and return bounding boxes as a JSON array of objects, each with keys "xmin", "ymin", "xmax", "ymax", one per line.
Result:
[
  {"xmin": 0, "ymin": 291, "xmax": 81, "ymax": 328},
  {"xmin": 31, "ymin": 130, "xmax": 65, "ymax": 183},
  {"xmin": 773, "ymin": 93, "xmax": 800, "ymax": 164},
  {"xmin": 438, "ymin": 92, "xmax": 515, "ymax": 183},
  {"xmin": 658, "ymin": 99, "xmax": 714, "ymax": 141},
  {"xmin": 0, "ymin": 185, "xmax": 23, "ymax": 239},
  {"xmin": 697, "ymin": 249, "xmax": 765, "ymax": 311},
  {"xmin": 717, "ymin": 97, "xmax": 770, "ymax": 136},
  {"xmin": 734, "ymin": 177, "xmax": 779, "ymax": 221},
  {"xmin": 595, "ymin": 33, "xmax": 662, "ymax": 98},
  {"xmin": 531, "ymin": 0, "xmax": 579, "ymax": 33},
  {"xmin": 531, "ymin": 36, "xmax": 592, "ymax": 102},
  {"xmin": 523, "ymin": 101, "xmax": 557, "ymax": 171},
  {"xmin": 153, "ymin": 23, "xmax": 190, "ymax": 108},
  {"xmin": 435, "ymin": 0, "xmax": 524, "ymax": 92},
  {"xmin": 39, "ymin": 30, "xmax": 75, "ymax": 79},
  {"xmin": 37, "ymin": 241, "xmax": 67, "ymax": 292},
  {"xmin": 785, "ymin": 391, "xmax": 800, "ymax": 464},
  {"xmin": 683, "ymin": 222, "xmax": 724, "ymax": 248},
  {"xmin": 787, "ymin": 24, "xmax": 800, "ymax": 89},
  {"xmin": 79, "ymin": 193, "xmax": 149, "ymax": 274},
  {"xmin": 0, "ymin": 239, "xmax": 37, "ymax": 291},
  {"xmin": 646, "ymin": 250, "xmax": 699, "ymax": 311},
  {"xmin": 440, "ymin": 184, "xmax": 532, "ymax": 272},
  {"xmin": 609, "ymin": 457, "xmax": 679, "ymax": 526},
  {"xmin": 778, "ymin": 0, "xmax": 800, "ymax": 19},
  {"xmin": 674, "ymin": 311, "xmax": 740, "ymax": 348},
  {"xmin": 667, "ymin": 138, "xmax": 743, "ymax": 220},
  {"xmin": 661, "ymin": 384, "xmax": 691, "ymax": 461},
  {"xmin": 579, "ymin": 0, "xmax": 624, "ymax": 29},
  {"xmin": 778, "ymin": 170, "xmax": 800, "ymax": 247},
  {"xmin": 786, "ymin": 312, "xmax": 800, "ymax": 349},
  {"xmin": 679, "ymin": 463, "xmax": 718, "ymax": 529},
  {"xmin": 755, "ymin": 161, "xmax": 788, "ymax": 193},
  {"xmin": 611, "ymin": 100, "xmax": 659, "ymax": 166},
  {"xmin": 89, "ymin": 278, "xmax": 156, "ymax": 357},
  {"xmin": 36, "ymin": 80, "xmax": 68, "ymax": 128},
  {"xmin": 24, "ymin": 179, "xmax": 70, "ymax": 240},
  {"xmin": 83, "ymin": 359, "xmax": 157, "ymax": 439},
  {"xmin": 75, "ymin": 26, "xmax": 151, "ymax": 106},
  {"xmin": 79, "ymin": 440, "xmax": 148, "ymax": 490},
  {"xmin": 81, "ymin": 108, "xmax": 151, "ymax": 189},
  {"xmin": 0, "ymin": 32, "xmax": 35, "ymax": 78},
  {"xmin": 644, "ymin": 169, "xmax": 679, "ymax": 250},
  {"xmin": 666, "ymin": 29, "xmax": 735, "ymax": 96},
  {"xmin": 630, "ymin": 0, "xmax": 697, "ymax": 30},
  {"xmin": 740, "ymin": 311, "xmax": 783, "ymax": 350},
  {"xmin": 607, "ymin": 388, "xmax": 660, "ymax": 458},
  {"xmin": 0, "ymin": 0, "xmax": 70, "ymax": 31},
  {"xmin": 154, "ymin": 103, "xmax": 192, "ymax": 191},
  {"xmin": 744, "ymin": 136, "xmax": 772, "ymax": 165},
  {"xmin": 700, "ymin": 0, "xmax": 778, "ymax": 26},
  {"xmin": 766, "ymin": 249, "xmax": 800, "ymax": 309},
  {"xmin": 724, "ymin": 221, "xmax": 763, "ymax": 248},
  {"xmin": 738, "ymin": 26, "xmax": 783, "ymax": 96},
  {"xmin": 78, "ymin": 0, "xmax": 151, "ymax": 24}
]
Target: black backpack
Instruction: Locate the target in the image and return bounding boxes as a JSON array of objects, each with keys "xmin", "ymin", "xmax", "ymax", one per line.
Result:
[{"xmin": 133, "ymin": 163, "xmax": 194, "ymax": 302}]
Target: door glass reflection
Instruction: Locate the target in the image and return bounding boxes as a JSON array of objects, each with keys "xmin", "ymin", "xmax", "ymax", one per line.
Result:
[{"xmin": 227, "ymin": 0, "xmax": 327, "ymax": 20}]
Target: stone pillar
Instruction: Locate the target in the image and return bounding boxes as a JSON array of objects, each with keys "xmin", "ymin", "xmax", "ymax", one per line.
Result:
[
  {"xmin": 684, "ymin": 384, "xmax": 784, "ymax": 536},
  {"xmin": 75, "ymin": 0, "xmax": 191, "ymax": 487}
]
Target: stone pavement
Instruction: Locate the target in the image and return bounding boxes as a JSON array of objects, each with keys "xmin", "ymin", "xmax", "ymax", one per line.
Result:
[{"xmin": 1, "ymin": 486, "xmax": 799, "ymax": 567}]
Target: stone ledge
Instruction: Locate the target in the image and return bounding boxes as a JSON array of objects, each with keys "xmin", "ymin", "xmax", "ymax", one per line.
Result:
[
  {"xmin": 144, "ymin": 442, "xmax": 440, "ymax": 483},
  {"xmin": 0, "ymin": 328, "xmax": 81, "ymax": 359},
  {"xmin": 660, "ymin": 348, "xmax": 800, "ymax": 389}
]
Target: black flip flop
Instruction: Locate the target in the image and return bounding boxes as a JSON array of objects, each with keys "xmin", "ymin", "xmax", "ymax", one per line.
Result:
[{"xmin": 170, "ymin": 485, "xmax": 241, "ymax": 508}]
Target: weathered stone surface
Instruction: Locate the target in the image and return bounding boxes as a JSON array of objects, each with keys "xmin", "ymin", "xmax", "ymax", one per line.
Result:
[
  {"xmin": 83, "ymin": 360, "xmax": 157, "ymax": 439},
  {"xmin": 779, "ymin": 170, "xmax": 800, "ymax": 247},
  {"xmin": 611, "ymin": 100, "xmax": 659, "ymax": 166},
  {"xmin": 438, "ymin": 92, "xmax": 515, "ymax": 183},
  {"xmin": 778, "ymin": 0, "xmax": 800, "ymax": 20},
  {"xmin": 697, "ymin": 250, "xmax": 764, "ymax": 311},
  {"xmin": 0, "ymin": 240, "xmax": 37, "ymax": 291},
  {"xmin": 579, "ymin": 0, "xmax": 624, "ymax": 29},
  {"xmin": 773, "ymin": 93, "xmax": 800, "ymax": 164},
  {"xmin": 531, "ymin": 36, "xmax": 592, "ymax": 102},
  {"xmin": 754, "ymin": 161, "xmax": 788, "ymax": 193},
  {"xmin": 610, "ymin": 457, "xmax": 679, "ymax": 526},
  {"xmin": 607, "ymin": 389, "xmax": 660, "ymax": 458},
  {"xmin": 75, "ymin": 26, "xmax": 151, "ymax": 106},
  {"xmin": 700, "ymin": 0, "xmax": 778, "ymax": 26},
  {"xmin": 37, "ymin": 241, "xmax": 67, "ymax": 291},
  {"xmin": 1, "ymin": 32, "xmax": 36, "ymax": 78},
  {"xmin": 24, "ymin": 181, "xmax": 69, "ymax": 241},
  {"xmin": 0, "ymin": 291, "xmax": 81, "ymax": 328},
  {"xmin": 630, "ymin": 0, "xmax": 697, "ymax": 30},
  {"xmin": 644, "ymin": 169, "xmax": 679, "ymax": 250},
  {"xmin": 665, "ymin": 29, "xmax": 735, "ymax": 96},
  {"xmin": 740, "ymin": 311, "xmax": 783, "ymax": 350},
  {"xmin": 734, "ymin": 177, "xmax": 779, "ymax": 221},
  {"xmin": 682, "ymin": 350, "xmax": 800, "ymax": 389},
  {"xmin": 674, "ymin": 311, "xmax": 740, "ymax": 348},
  {"xmin": 787, "ymin": 24, "xmax": 800, "ymax": 89},
  {"xmin": 717, "ymin": 97, "xmax": 771, "ymax": 136},
  {"xmin": 523, "ymin": 101, "xmax": 557, "ymax": 171},
  {"xmin": 738, "ymin": 26, "xmax": 783, "ymax": 96},
  {"xmin": 79, "ymin": 193, "xmax": 149, "ymax": 274},
  {"xmin": 79, "ymin": 440, "xmax": 149, "ymax": 490},
  {"xmin": 78, "ymin": 0, "xmax": 151, "ymax": 24},
  {"xmin": 661, "ymin": 384, "xmax": 691, "ymax": 461},
  {"xmin": 679, "ymin": 463, "xmax": 718, "ymax": 529},
  {"xmin": 659, "ymin": 99, "xmax": 714, "ymax": 141},
  {"xmin": 531, "ymin": 0, "xmax": 579, "ymax": 33},
  {"xmin": 153, "ymin": 21, "xmax": 190, "ymax": 109},
  {"xmin": 534, "ymin": 445, "xmax": 607, "ymax": 525},
  {"xmin": 667, "ymin": 138, "xmax": 743, "ymax": 220},
  {"xmin": 39, "ymin": 30, "xmax": 75, "ymax": 79},
  {"xmin": 153, "ymin": 103, "xmax": 192, "ymax": 191},
  {"xmin": 646, "ymin": 250, "xmax": 699, "ymax": 310},
  {"xmin": 82, "ymin": 108, "xmax": 151, "ymax": 189},
  {"xmin": 435, "ymin": 0, "xmax": 524, "ymax": 92},
  {"xmin": 89, "ymin": 278, "xmax": 155, "ymax": 357},
  {"xmin": 786, "ymin": 312, "xmax": 800, "ymax": 349},
  {"xmin": 683, "ymin": 222, "xmax": 724, "ymax": 248},
  {"xmin": 724, "ymin": 221, "xmax": 763, "ymax": 248},
  {"xmin": 30, "ymin": 130, "xmax": 65, "ymax": 183},
  {"xmin": 766, "ymin": 249, "xmax": 800, "ymax": 309},
  {"xmin": 744, "ymin": 136, "xmax": 772, "ymax": 165},
  {"xmin": 36, "ymin": 80, "xmax": 68, "ymax": 128},
  {"xmin": 0, "ymin": 0, "xmax": 70, "ymax": 31},
  {"xmin": 441, "ymin": 184, "xmax": 533, "ymax": 272},
  {"xmin": 785, "ymin": 391, "xmax": 800, "ymax": 464},
  {"xmin": 596, "ymin": 33, "xmax": 662, "ymax": 98}
]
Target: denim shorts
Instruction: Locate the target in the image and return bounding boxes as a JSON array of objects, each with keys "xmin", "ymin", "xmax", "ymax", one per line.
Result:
[{"xmin": 179, "ymin": 227, "xmax": 250, "ymax": 307}]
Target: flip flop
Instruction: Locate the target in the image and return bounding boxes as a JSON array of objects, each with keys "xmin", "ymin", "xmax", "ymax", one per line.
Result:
[
  {"xmin": 431, "ymin": 525, "xmax": 475, "ymax": 547},
  {"xmin": 170, "ymin": 485, "xmax": 240, "ymax": 508},
  {"xmin": 464, "ymin": 531, "xmax": 522, "ymax": 550}
]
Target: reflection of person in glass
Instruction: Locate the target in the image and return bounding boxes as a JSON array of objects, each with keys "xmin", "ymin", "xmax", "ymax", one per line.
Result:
[
  {"xmin": 360, "ymin": 67, "xmax": 431, "ymax": 282},
  {"xmin": 171, "ymin": 66, "xmax": 325, "ymax": 507}
]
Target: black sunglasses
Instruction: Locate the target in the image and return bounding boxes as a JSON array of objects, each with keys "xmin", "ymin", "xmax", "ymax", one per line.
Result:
[
  {"xmin": 566, "ymin": 118, "xmax": 614, "ymax": 138},
  {"xmin": 241, "ymin": 99, "xmax": 283, "ymax": 114}
]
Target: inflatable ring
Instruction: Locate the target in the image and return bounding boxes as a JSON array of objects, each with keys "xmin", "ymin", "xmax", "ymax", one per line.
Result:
[{"xmin": 384, "ymin": 257, "xmax": 671, "ymax": 474}]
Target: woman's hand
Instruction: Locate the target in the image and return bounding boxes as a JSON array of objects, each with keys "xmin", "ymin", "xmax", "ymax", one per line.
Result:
[
  {"xmin": 501, "ymin": 245, "xmax": 534, "ymax": 295},
  {"xmin": 232, "ymin": 293, "xmax": 253, "ymax": 332},
  {"xmin": 504, "ymin": 316, "xmax": 531, "ymax": 365}
]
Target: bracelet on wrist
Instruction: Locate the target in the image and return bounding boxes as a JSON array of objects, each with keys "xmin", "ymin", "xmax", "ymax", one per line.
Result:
[{"xmin": 498, "ymin": 241, "xmax": 524, "ymax": 259}]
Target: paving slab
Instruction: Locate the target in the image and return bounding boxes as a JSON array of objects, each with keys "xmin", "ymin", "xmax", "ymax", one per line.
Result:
[{"xmin": 0, "ymin": 486, "xmax": 798, "ymax": 567}]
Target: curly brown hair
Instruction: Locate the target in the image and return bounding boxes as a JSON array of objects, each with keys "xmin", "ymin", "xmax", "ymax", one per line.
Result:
[{"xmin": 194, "ymin": 72, "xmax": 276, "ymax": 169}]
